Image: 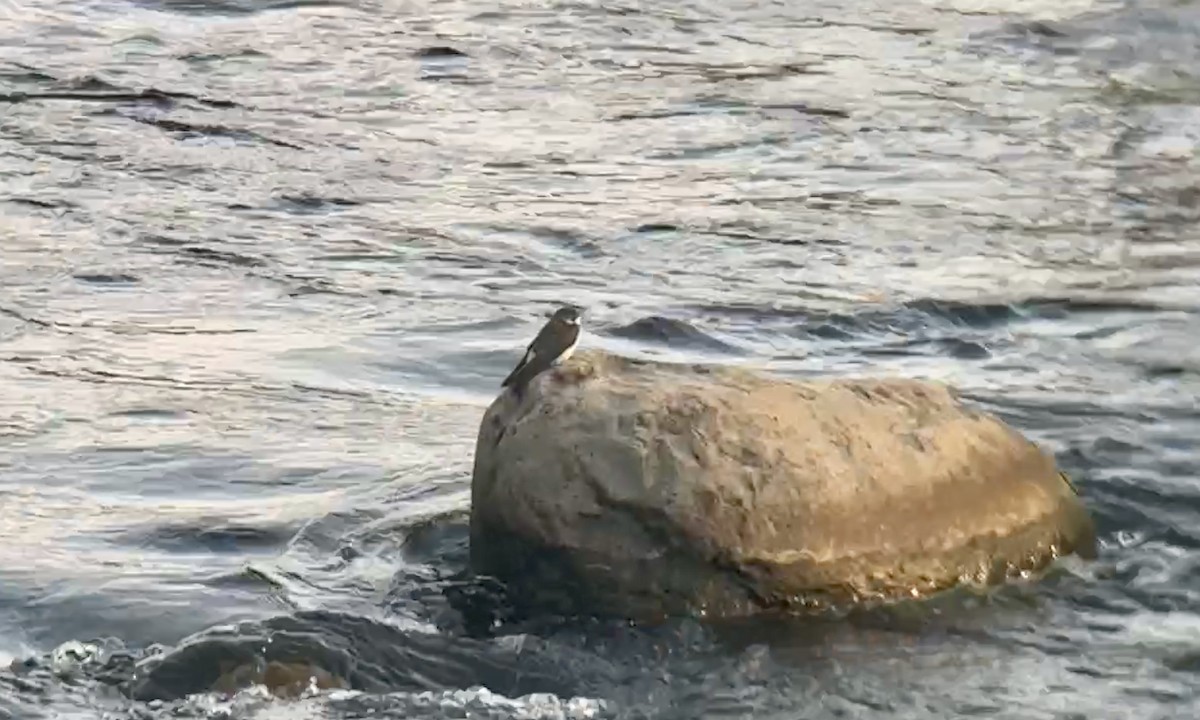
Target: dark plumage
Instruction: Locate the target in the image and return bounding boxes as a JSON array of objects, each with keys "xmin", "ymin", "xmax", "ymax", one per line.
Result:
[{"xmin": 502, "ymin": 306, "xmax": 582, "ymax": 394}]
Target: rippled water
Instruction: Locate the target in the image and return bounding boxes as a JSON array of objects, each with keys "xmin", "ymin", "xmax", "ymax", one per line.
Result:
[{"xmin": 2, "ymin": 0, "xmax": 1199, "ymax": 717}]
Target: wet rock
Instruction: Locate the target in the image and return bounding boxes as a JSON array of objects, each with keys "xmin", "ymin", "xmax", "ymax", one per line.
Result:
[
  {"xmin": 470, "ymin": 349, "xmax": 1097, "ymax": 621},
  {"xmin": 416, "ymin": 46, "xmax": 468, "ymax": 58},
  {"xmin": 605, "ymin": 315, "xmax": 739, "ymax": 353},
  {"xmin": 211, "ymin": 660, "xmax": 347, "ymax": 698},
  {"xmin": 126, "ymin": 610, "xmax": 591, "ymax": 701}
]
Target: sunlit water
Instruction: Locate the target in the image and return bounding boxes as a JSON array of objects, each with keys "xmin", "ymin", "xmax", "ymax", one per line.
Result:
[{"xmin": 2, "ymin": 0, "xmax": 1199, "ymax": 718}]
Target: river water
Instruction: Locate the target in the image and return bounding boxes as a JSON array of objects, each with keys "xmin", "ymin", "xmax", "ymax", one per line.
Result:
[{"xmin": 2, "ymin": 0, "xmax": 1199, "ymax": 717}]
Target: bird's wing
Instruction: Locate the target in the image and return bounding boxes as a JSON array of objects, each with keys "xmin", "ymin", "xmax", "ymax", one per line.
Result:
[
  {"xmin": 501, "ymin": 317, "xmax": 568, "ymax": 387},
  {"xmin": 501, "ymin": 341, "xmax": 538, "ymax": 387}
]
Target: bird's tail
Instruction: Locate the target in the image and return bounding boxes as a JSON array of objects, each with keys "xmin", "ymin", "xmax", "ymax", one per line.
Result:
[
  {"xmin": 502, "ymin": 364, "xmax": 537, "ymax": 398},
  {"xmin": 500, "ymin": 364, "xmax": 522, "ymax": 388}
]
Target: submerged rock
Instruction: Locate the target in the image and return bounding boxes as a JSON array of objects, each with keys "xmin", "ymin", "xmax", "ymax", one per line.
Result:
[
  {"xmin": 211, "ymin": 660, "xmax": 348, "ymax": 699},
  {"xmin": 126, "ymin": 610, "xmax": 590, "ymax": 701},
  {"xmin": 470, "ymin": 349, "xmax": 1096, "ymax": 620}
]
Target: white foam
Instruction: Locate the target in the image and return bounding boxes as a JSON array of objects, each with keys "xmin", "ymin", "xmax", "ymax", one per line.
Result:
[{"xmin": 183, "ymin": 685, "xmax": 610, "ymax": 720}]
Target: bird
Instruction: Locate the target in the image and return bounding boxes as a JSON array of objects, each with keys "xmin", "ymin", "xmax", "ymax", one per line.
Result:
[{"xmin": 501, "ymin": 306, "xmax": 582, "ymax": 395}]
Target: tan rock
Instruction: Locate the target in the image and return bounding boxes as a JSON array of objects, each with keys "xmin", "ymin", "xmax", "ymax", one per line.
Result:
[
  {"xmin": 211, "ymin": 660, "xmax": 348, "ymax": 698},
  {"xmin": 470, "ymin": 349, "xmax": 1095, "ymax": 620}
]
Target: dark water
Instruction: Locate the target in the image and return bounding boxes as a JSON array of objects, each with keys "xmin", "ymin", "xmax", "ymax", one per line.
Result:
[{"xmin": 2, "ymin": 0, "xmax": 1199, "ymax": 717}]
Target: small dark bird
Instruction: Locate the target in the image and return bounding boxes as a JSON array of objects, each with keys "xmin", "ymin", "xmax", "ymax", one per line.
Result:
[{"xmin": 501, "ymin": 306, "xmax": 582, "ymax": 394}]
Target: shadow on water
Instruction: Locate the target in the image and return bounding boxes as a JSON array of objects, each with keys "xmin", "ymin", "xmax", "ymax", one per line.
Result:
[
  {"xmin": 2, "ymin": 510, "xmax": 601, "ymax": 707},
  {"xmin": 130, "ymin": 0, "xmax": 351, "ymax": 16}
]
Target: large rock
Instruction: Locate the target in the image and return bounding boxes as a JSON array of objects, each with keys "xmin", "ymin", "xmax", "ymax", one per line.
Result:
[{"xmin": 470, "ymin": 349, "xmax": 1096, "ymax": 621}]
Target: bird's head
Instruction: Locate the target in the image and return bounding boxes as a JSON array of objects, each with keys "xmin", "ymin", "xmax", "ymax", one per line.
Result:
[{"xmin": 551, "ymin": 306, "xmax": 582, "ymax": 326}]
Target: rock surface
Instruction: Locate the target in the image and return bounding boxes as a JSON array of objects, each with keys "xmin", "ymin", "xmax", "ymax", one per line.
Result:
[{"xmin": 470, "ymin": 349, "xmax": 1096, "ymax": 620}]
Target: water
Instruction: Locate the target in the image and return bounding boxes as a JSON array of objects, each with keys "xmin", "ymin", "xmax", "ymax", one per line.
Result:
[{"xmin": 2, "ymin": 0, "xmax": 1199, "ymax": 717}]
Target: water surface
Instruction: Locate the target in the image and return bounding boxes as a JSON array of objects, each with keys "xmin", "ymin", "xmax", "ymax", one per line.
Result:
[{"xmin": 2, "ymin": 0, "xmax": 1199, "ymax": 718}]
